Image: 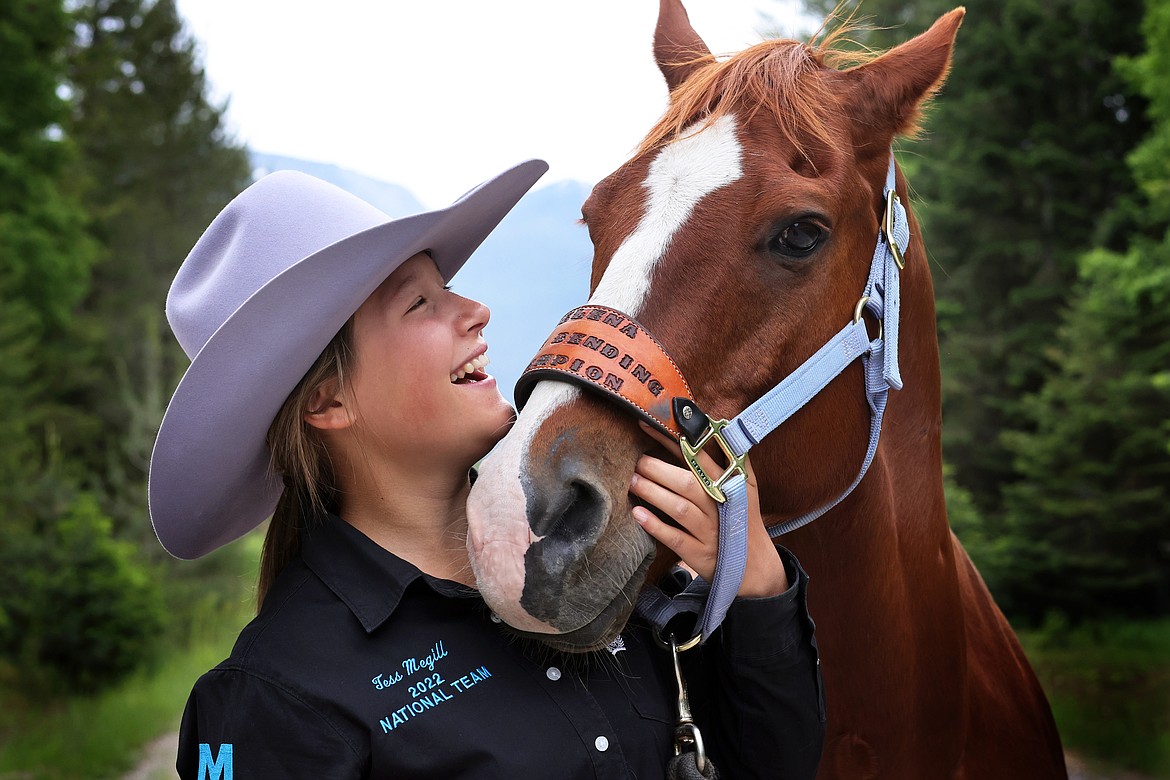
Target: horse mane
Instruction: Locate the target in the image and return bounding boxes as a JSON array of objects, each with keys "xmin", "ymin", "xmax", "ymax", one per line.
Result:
[{"xmin": 637, "ymin": 20, "xmax": 884, "ymax": 168}]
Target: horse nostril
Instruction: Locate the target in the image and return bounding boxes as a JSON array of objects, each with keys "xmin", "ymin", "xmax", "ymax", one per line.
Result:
[{"xmin": 529, "ymin": 478, "xmax": 607, "ymax": 542}]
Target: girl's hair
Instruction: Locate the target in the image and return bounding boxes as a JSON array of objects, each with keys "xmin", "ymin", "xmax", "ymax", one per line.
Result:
[{"xmin": 258, "ymin": 321, "xmax": 354, "ymax": 608}]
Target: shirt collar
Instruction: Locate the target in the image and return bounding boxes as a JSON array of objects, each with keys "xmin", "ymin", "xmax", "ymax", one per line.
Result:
[{"xmin": 300, "ymin": 513, "xmax": 475, "ymax": 633}]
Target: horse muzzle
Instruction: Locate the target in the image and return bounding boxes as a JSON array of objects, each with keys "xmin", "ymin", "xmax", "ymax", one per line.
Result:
[{"xmin": 466, "ymin": 380, "xmax": 656, "ymax": 646}]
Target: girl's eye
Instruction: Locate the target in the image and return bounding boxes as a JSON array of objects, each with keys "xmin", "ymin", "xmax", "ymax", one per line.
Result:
[
  {"xmin": 406, "ymin": 286, "xmax": 451, "ymax": 313},
  {"xmin": 768, "ymin": 222, "xmax": 825, "ymax": 257}
]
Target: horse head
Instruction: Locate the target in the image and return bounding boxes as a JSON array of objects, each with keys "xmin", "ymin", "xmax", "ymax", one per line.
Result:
[{"xmin": 467, "ymin": 1, "xmax": 965, "ymax": 651}]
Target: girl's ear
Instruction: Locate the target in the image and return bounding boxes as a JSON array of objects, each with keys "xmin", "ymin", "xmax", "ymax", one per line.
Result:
[{"xmin": 304, "ymin": 379, "xmax": 353, "ymax": 431}]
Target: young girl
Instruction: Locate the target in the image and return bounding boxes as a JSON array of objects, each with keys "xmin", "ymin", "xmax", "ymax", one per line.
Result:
[{"xmin": 151, "ymin": 160, "xmax": 824, "ymax": 779}]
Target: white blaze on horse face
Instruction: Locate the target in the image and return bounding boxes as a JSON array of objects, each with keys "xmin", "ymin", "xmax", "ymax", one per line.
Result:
[
  {"xmin": 466, "ymin": 116, "xmax": 743, "ymax": 633},
  {"xmin": 467, "ymin": 381, "xmax": 580, "ymax": 634},
  {"xmin": 588, "ymin": 113, "xmax": 744, "ymax": 316}
]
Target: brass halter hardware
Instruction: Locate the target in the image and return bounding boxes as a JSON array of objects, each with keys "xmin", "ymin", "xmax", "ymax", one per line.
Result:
[
  {"xmin": 680, "ymin": 417, "xmax": 748, "ymax": 505},
  {"xmin": 854, "ymin": 296, "xmax": 883, "ymax": 341},
  {"xmin": 884, "ymin": 190, "xmax": 905, "ymax": 270}
]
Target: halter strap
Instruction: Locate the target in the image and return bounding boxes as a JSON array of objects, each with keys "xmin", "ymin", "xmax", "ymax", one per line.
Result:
[
  {"xmin": 516, "ymin": 153, "xmax": 909, "ymax": 645},
  {"xmin": 722, "ymin": 155, "xmax": 907, "ymax": 536}
]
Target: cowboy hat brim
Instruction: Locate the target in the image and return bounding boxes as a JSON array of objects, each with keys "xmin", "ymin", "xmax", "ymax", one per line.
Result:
[{"xmin": 149, "ymin": 160, "xmax": 548, "ymax": 559}]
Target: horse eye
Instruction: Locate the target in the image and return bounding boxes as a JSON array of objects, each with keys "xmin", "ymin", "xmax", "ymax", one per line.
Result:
[{"xmin": 769, "ymin": 222, "xmax": 824, "ymax": 257}]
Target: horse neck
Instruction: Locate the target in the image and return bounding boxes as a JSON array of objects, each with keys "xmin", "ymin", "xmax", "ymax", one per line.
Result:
[
  {"xmin": 865, "ymin": 252, "xmax": 947, "ymax": 527},
  {"xmin": 859, "ymin": 227, "xmax": 946, "ymax": 534}
]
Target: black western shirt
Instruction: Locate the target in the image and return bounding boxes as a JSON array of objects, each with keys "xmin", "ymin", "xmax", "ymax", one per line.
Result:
[{"xmin": 177, "ymin": 515, "xmax": 824, "ymax": 779}]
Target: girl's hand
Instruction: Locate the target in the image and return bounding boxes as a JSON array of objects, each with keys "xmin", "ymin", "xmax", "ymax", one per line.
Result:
[{"xmin": 629, "ymin": 422, "xmax": 789, "ymax": 598}]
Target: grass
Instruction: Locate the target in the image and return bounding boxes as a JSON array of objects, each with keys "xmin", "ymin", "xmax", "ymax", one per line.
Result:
[
  {"xmin": 0, "ymin": 532, "xmax": 262, "ymax": 780},
  {"xmin": 1018, "ymin": 617, "xmax": 1170, "ymax": 778},
  {"xmin": 0, "ymin": 603, "xmax": 250, "ymax": 780}
]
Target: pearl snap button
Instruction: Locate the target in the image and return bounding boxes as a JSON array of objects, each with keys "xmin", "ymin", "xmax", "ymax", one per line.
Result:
[
  {"xmin": 546, "ymin": 666, "xmax": 562, "ymax": 681},
  {"xmin": 490, "ymin": 613, "xmax": 502, "ymax": 624},
  {"xmin": 595, "ymin": 736, "xmax": 609, "ymax": 752}
]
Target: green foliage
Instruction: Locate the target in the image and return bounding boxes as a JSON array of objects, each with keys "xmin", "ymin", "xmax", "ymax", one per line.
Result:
[
  {"xmin": 58, "ymin": 0, "xmax": 258, "ymax": 701},
  {"xmin": 66, "ymin": 0, "xmax": 251, "ymax": 527},
  {"xmin": 920, "ymin": 0, "xmax": 1108, "ymax": 403},
  {"xmin": 995, "ymin": 0, "xmax": 1170, "ymax": 622},
  {"xmin": 1019, "ymin": 618, "xmax": 1170, "ymax": 775},
  {"xmin": 1000, "ymin": 240, "xmax": 1170, "ymax": 620},
  {"xmin": 0, "ymin": 0, "xmax": 165, "ymax": 701},
  {"xmin": 0, "ymin": 0, "xmax": 99, "ymax": 497},
  {"xmin": 1118, "ymin": 0, "xmax": 1170, "ymax": 227},
  {"xmin": 69, "ymin": 0, "xmax": 251, "ymax": 308},
  {"xmin": 0, "ymin": 485, "xmax": 165, "ymax": 694},
  {"xmin": 795, "ymin": 0, "xmax": 1170, "ymax": 627},
  {"xmin": 0, "ymin": 0, "xmax": 254, "ymax": 705},
  {"xmin": 943, "ymin": 463, "xmax": 1012, "ymax": 594},
  {"xmin": 0, "ymin": 593, "xmax": 251, "ymax": 779}
]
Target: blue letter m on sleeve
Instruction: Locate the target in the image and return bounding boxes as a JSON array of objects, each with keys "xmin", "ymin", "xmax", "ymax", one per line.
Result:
[{"xmin": 198, "ymin": 743, "xmax": 233, "ymax": 780}]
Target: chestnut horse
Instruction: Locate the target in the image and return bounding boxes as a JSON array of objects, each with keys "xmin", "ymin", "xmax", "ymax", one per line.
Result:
[{"xmin": 467, "ymin": 3, "xmax": 1067, "ymax": 777}]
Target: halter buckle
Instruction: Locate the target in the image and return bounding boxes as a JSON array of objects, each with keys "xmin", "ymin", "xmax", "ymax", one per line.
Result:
[
  {"xmin": 680, "ymin": 417, "xmax": 748, "ymax": 504},
  {"xmin": 884, "ymin": 189, "xmax": 905, "ymax": 270}
]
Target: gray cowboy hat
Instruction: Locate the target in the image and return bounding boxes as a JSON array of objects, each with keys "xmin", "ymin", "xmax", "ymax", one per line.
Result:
[{"xmin": 150, "ymin": 160, "xmax": 549, "ymax": 559}]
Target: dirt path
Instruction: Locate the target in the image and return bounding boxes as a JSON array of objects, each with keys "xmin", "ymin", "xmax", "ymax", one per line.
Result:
[
  {"xmin": 123, "ymin": 732, "xmax": 177, "ymax": 780},
  {"xmin": 1066, "ymin": 752, "xmax": 1159, "ymax": 780}
]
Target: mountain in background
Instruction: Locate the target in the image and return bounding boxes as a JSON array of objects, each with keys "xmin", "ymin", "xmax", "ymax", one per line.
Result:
[
  {"xmin": 250, "ymin": 152, "xmax": 595, "ymax": 405},
  {"xmin": 251, "ymin": 152, "xmax": 427, "ymax": 218}
]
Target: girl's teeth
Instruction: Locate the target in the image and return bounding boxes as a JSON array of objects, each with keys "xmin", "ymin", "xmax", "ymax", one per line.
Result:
[{"xmin": 452, "ymin": 355, "xmax": 490, "ymax": 383}]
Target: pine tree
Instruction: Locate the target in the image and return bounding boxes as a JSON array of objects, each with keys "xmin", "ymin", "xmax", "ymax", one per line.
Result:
[
  {"xmin": 801, "ymin": 0, "xmax": 1150, "ymax": 520},
  {"xmin": 66, "ymin": 0, "xmax": 251, "ymax": 545},
  {"xmin": 0, "ymin": 0, "xmax": 165, "ymax": 693},
  {"xmin": 2, "ymin": 0, "xmax": 252, "ymax": 691},
  {"xmin": 998, "ymin": 0, "xmax": 1170, "ymax": 622},
  {"xmin": 999, "ymin": 243, "xmax": 1170, "ymax": 621},
  {"xmin": 0, "ymin": 0, "xmax": 97, "ymax": 502}
]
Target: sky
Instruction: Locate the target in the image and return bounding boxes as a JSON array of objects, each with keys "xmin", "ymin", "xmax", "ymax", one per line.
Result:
[{"xmin": 174, "ymin": 0, "xmax": 818, "ymax": 207}]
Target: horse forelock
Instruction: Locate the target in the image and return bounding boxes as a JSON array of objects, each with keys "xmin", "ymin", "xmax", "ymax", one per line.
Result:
[{"xmin": 639, "ymin": 23, "xmax": 881, "ymax": 173}]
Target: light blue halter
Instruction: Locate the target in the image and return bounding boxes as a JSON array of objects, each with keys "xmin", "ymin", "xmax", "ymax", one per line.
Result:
[{"xmin": 635, "ymin": 152, "xmax": 910, "ymax": 647}]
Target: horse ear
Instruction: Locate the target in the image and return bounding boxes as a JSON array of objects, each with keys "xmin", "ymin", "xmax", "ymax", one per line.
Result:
[
  {"xmin": 842, "ymin": 8, "xmax": 965, "ymax": 155},
  {"xmin": 654, "ymin": 0, "xmax": 713, "ymax": 91}
]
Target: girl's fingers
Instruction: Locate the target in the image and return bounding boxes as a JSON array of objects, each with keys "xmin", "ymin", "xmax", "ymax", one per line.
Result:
[
  {"xmin": 638, "ymin": 421, "xmax": 728, "ymax": 490},
  {"xmin": 633, "ymin": 452, "xmax": 716, "ymax": 516},
  {"xmin": 632, "ymin": 505, "xmax": 715, "ymax": 582},
  {"xmin": 629, "ymin": 463, "xmax": 712, "ymax": 541},
  {"xmin": 630, "ymin": 448, "xmax": 723, "ymax": 580},
  {"xmin": 633, "ymin": 422, "xmax": 773, "ymax": 594}
]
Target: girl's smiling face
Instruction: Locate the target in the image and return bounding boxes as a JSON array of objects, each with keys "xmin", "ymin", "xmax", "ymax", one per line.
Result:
[{"xmin": 340, "ymin": 252, "xmax": 514, "ymax": 471}]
